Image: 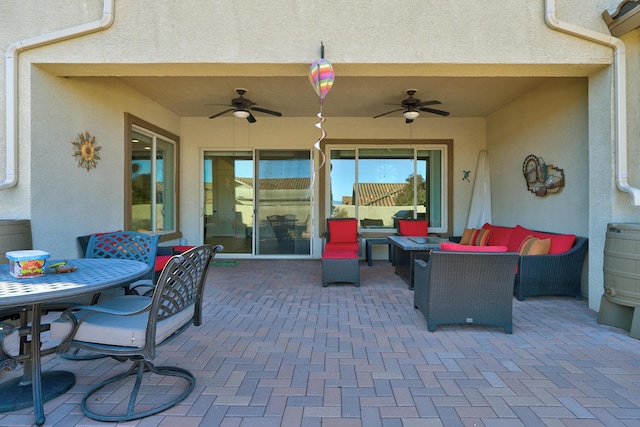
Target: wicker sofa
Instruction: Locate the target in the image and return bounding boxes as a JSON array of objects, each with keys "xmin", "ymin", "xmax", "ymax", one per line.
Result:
[
  {"xmin": 448, "ymin": 224, "xmax": 588, "ymax": 301},
  {"xmin": 414, "ymin": 252, "xmax": 520, "ymax": 333}
]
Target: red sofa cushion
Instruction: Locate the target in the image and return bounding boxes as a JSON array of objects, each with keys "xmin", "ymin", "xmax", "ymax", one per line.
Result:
[
  {"xmin": 440, "ymin": 242, "xmax": 508, "ymax": 252},
  {"xmin": 529, "ymin": 231, "xmax": 575, "ymax": 254},
  {"xmin": 482, "ymin": 223, "xmax": 515, "ymax": 247},
  {"xmin": 398, "ymin": 220, "xmax": 428, "ymax": 236}
]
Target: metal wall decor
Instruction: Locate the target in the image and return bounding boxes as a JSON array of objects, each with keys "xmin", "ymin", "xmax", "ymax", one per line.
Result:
[
  {"xmin": 71, "ymin": 131, "xmax": 101, "ymax": 171},
  {"xmin": 522, "ymin": 154, "xmax": 564, "ymax": 196}
]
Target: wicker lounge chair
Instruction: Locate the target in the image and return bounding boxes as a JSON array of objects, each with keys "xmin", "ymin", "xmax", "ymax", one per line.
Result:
[
  {"xmin": 322, "ymin": 218, "xmax": 360, "ymax": 287},
  {"xmin": 413, "ymin": 251, "xmax": 520, "ymax": 333}
]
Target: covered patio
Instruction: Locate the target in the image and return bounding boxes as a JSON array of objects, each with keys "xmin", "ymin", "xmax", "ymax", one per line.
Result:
[{"xmin": 1, "ymin": 259, "xmax": 639, "ymax": 426}]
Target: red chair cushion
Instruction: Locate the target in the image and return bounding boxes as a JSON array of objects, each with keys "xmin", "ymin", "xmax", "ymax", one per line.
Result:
[
  {"xmin": 154, "ymin": 255, "xmax": 172, "ymax": 272},
  {"xmin": 398, "ymin": 220, "xmax": 428, "ymax": 236},
  {"xmin": 327, "ymin": 219, "xmax": 358, "ymax": 243},
  {"xmin": 325, "ymin": 242, "xmax": 359, "ymax": 253},
  {"xmin": 322, "ymin": 250, "xmax": 358, "ymax": 259},
  {"xmin": 172, "ymin": 245, "xmax": 195, "ymax": 254}
]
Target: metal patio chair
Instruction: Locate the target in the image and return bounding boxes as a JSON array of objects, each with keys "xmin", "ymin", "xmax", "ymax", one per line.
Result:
[
  {"xmin": 84, "ymin": 231, "xmax": 160, "ymax": 296},
  {"xmin": 52, "ymin": 244, "xmax": 222, "ymax": 421}
]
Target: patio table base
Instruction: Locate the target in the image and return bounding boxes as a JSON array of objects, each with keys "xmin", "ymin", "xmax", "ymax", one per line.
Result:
[{"xmin": 0, "ymin": 370, "xmax": 75, "ymax": 413}]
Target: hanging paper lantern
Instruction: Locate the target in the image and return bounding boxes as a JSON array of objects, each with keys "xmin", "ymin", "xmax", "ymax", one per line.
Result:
[{"xmin": 309, "ymin": 58, "xmax": 335, "ymax": 102}]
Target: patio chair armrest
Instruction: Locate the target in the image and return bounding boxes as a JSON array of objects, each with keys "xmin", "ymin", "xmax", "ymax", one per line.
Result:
[
  {"xmin": 52, "ymin": 297, "xmax": 153, "ymax": 341},
  {"xmin": 61, "ymin": 299, "xmax": 151, "ymax": 322}
]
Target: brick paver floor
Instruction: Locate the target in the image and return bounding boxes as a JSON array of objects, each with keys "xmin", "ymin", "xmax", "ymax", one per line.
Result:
[{"xmin": 1, "ymin": 258, "xmax": 640, "ymax": 426}]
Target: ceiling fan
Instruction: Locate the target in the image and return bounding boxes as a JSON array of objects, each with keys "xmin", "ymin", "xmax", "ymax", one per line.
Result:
[
  {"xmin": 208, "ymin": 88, "xmax": 283, "ymax": 123},
  {"xmin": 373, "ymin": 89, "xmax": 450, "ymax": 123}
]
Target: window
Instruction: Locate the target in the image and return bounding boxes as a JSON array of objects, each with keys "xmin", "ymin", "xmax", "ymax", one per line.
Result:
[
  {"xmin": 125, "ymin": 114, "xmax": 180, "ymax": 241},
  {"xmin": 326, "ymin": 142, "xmax": 450, "ymax": 234}
]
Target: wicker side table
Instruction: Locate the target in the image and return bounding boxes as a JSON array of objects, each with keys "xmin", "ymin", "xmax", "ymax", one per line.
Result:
[
  {"xmin": 365, "ymin": 237, "xmax": 393, "ymax": 266},
  {"xmin": 322, "ymin": 251, "xmax": 360, "ymax": 287}
]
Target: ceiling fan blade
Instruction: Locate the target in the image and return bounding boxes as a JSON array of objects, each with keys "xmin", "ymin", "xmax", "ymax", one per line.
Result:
[
  {"xmin": 419, "ymin": 107, "xmax": 450, "ymax": 117},
  {"xmin": 417, "ymin": 100, "xmax": 441, "ymax": 107},
  {"xmin": 209, "ymin": 108, "xmax": 234, "ymax": 119},
  {"xmin": 249, "ymin": 106, "xmax": 283, "ymax": 117},
  {"xmin": 247, "ymin": 112, "xmax": 257, "ymax": 123},
  {"xmin": 373, "ymin": 108, "xmax": 404, "ymax": 119}
]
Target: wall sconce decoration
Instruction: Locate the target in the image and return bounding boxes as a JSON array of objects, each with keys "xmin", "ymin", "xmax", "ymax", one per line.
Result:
[
  {"xmin": 522, "ymin": 154, "xmax": 564, "ymax": 196},
  {"xmin": 71, "ymin": 131, "xmax": 101, "ymax": 171}
]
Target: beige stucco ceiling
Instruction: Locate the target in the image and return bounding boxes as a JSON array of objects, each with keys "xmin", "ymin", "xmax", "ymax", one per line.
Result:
[
  {"xmin": 115, "ymin": 75, "xmax": 551, "ymax": 119},
  {"xmin": 41, "ymin": 63, "xmax": 597, "ymax": 120}
]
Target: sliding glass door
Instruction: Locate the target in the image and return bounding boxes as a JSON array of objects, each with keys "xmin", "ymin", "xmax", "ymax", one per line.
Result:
[
  {"xmin": 203, "ymin": 152, "xmax": 253, "ymax": 253},
  {"xmin": 255, "ymin": 150, "xmax": 312, "ymax": 256},
  {"xmin": 203, "ymin": 150, "xmax": 312, "ymax": 256}
]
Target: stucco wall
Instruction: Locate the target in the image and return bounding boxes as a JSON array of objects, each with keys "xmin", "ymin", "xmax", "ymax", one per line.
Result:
[
  {"xmin": 180, "ymin": 116, "xmax": 485, "ymax": 255},
  {"xmin": 0, "ymin": 1, "xmax": 614, "ymax": 66},
  {"xmin": 488, "ymin": 78, "xmax": 589, "ymax": 234},
  {"xmin": 29, "ymin": 73, "xmax": 180, "ymax": 257},
  {"xmin": 487, "ymin": 77, "xmax": 591, "ymax": 300}
]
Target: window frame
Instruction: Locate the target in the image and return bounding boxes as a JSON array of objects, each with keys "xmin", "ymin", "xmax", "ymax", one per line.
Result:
[
  {"xmin": 124, "ymin": 113, "xmax": 181, "ymax": 242},
  {"xmin": 321, "ymin": 139, "xmax": 453, "ymax": 236}
]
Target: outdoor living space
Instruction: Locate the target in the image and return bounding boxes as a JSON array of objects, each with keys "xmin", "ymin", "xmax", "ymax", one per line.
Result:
[{"xmin": 2, "ymin": 259, "xmax": 639, "ymax": 426}]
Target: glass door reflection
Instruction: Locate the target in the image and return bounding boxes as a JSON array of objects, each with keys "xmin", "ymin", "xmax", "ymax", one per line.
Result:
[
  {"xmin": 203, "ymin": 152, "xmax": 253, "ymax": 254},
  {"xmin": 255, "ymin": 150, "xmax": 311, "ymax": 255}
]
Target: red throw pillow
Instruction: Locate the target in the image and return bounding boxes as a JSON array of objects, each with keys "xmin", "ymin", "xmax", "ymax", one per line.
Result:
[
  {"xmin": 482, "ymin": 224, "xmax": 515, "ymax": 247},
  {"xmin": 398, "ymin": 220, "xmax": 428, "ymax": 236},
  {"xmin": 440, "ymin": 242, "xmax": 508, "ymax": 252},
  {"xmin": 507, "ymin": 225, "xmax": 532, "ymax": 252}
]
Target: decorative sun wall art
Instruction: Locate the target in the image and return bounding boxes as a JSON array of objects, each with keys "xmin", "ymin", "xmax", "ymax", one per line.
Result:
[{"xmin": 71, "ymin": 131, "xmax": 101, "ymax": 171}]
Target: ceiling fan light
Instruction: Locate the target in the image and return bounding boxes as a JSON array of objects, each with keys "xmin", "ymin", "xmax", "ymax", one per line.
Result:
[
  {"xmin": 403, "ymin": 110, "xmax": 419, "ymax": 120},
  {"xmin": 233, "ymin": 110, "xmax": 250, "ymax": 119}
]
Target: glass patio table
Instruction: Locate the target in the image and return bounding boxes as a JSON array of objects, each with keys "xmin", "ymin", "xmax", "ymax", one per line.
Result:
[{"xmin": 0, "ymin": 258, "xmax": 150, "ymax": 426}]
